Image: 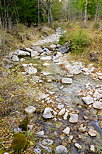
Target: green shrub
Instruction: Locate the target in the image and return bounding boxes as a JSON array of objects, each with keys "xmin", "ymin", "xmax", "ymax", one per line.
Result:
[
  {"xmin": 70, "ymin": 30, "xmax": 90, "ymax": 53},
  {"xmin": 59, "ymin": 29, "xmax": 91, "ymax": 53}
]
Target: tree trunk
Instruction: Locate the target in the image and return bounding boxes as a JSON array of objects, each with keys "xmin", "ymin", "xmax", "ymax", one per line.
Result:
[{"xmin": 84, "ymin": 0, "xmax": 88, "ymax": 27}]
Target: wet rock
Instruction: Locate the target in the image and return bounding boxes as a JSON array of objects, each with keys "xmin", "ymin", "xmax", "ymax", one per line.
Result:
[
  {"xmin": 43, "ymin": 48, "xmax": 51, "ymax": 53},
  {"xmin": 11, "ymin": 133, "xmax": 27, "ymax": 152},
  {"xmin": 58, "ymin": 108, "xmax": 66, "ymax": 116},
  {"xmin": 93, "ymin": 101, "xmax": 102, "ymax": 109},
  {"xmin": 14, "ymin": 49, "xmax": 30, "ymax": 56},
  {"xmin": 90, "ymin": 145, "xmax": 95, "ymax": 152},
  {"xmin": 43, "ymin": 107, "xmax": 57, "ymax": 119},
  {"xmin": 69, "ymin": 114, "xmax": 78, "ymax": 123},
  {"xmin": 34, "ymin": 146, "xmax": 42, "ymax": 154},
  {"xmin": 55, "ymin": 145, "xmax": 68, "ymax": 154},
  {"xmin": 36, "ymin": 131, "xmax": 45, "ymax": 137},
  {"xmin": 62, "ymin": 78, "xmax": 72, "ymax": 84},
  {"xmin": 31, "ymin": 46, "xmax": 43, "ymax": 53},
  {"xmin": 24, "ymin": 106, "xmax": 36, "ymax": 114},
  {"xmin": 11, "ymin": 55, "xmax": 19, "ymax": 61},
  {"xmin": 82, "ymin": 95, "xmax": 94, "ymax": 105},
  {"xmin": 78, "ymin": 124, "xmax": 86, "ymax": 133},
  {"xmin": 75, "ymin": 143, "xmax": 82, "ymax": 150},
  {"xmin": 63, "ymin": 112, "xmax": 69, "ymax": 120},
  {"xmin": 40, "ymin": 56, "xmax": 52, "ymax": 61},
  {"xmin": 42, "ymin": 139, "xmax": 53, "ymax": 146},
  {"xmin": 63, "ymin": 127, "xmax": 70, "ymax": 135},
  {"xmin": 88, "ymin": 128, "xmax": 97, "ymax": 136}
]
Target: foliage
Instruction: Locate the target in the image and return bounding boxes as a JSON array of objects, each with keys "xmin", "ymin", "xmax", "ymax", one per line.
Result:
[{"xmin": 11, "ymin": 133, "xmax": 27, "ymax": 152}]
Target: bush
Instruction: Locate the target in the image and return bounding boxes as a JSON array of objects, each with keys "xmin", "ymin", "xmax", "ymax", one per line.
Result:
[
  {"xmin": 59, "ymin": 29, "xmax": 91, "ymax": 53},
  {"xmin": 70, "ymin": 30, "xmax": 90, "ymax": 53}
]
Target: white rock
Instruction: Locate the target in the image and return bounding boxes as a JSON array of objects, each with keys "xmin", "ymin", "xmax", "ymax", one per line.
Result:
[
  {"xmin": 55, "ymin": 145, "xmax": 68, "ymax": 154},
  {"xmin": 43, "ymin": 63, "xmax": 50, "ymax": 66},
  {"xmin": 20, "ymin": 58, "xmax": 25, "ymax": 61},
  {"xmin": 63, "ymin": 127, "xmax": 70, "ymax": 135},
  {"xmin": 36, "ymin": 131, "xmax": 44, "ymax": 136},
  {"xmin": 69, "ymin": 114, "xmax": 78, "ymax": 123},
  {"xmin": 25, "ymin": 106, "xmax": 36, "ymax": 114},
  {"xmin": 63, "ymin": 112, "xmax": 69, "ymax": 120},
  {"xmin": 57, "ymin": 104, "xmax": 64, "ymax": 109},
  {"xmin": 25, "ymin": 48, "xmax": 33, "ymax": 52},
  {"xmin": 90, "ymin": 145, "xmax": 95, "ymax": 152},
  {"xmin": 14, "ymin": 49, "xmax": 30, "ymax": 56},
  {"xmin": 93, "ymin": 101, "xmax": 102, "ymax": 109},
  {"xmin": 62, "ymin": 78, "xmax": 72, "ymax": 84},
  {"xmin": 88, "ymin": 128, "xmax": 97, "ymax": 136},
  {"xmin": 93, "ymin": 91, "xmax": 102, "ymax": 100},
  {"xmin": 32, "ymin": 46, "xmax": 43, "ymax": 53},
  {"xmin": 34, "ymin": 146, "xmax": 42, "ymax": 154},
  {"xmin": 12, "ymin": 55, "xmax": 19, "ymax": 61},
  {"xmin": 58, "ymin": 108, "xmax": 66, "ymax": 116},
  {"xmin": 28, "ymin": 125, "xmax": 33, "ymax": 130},
  {"xmin": 43, "ymin": 107, "xmax": 57, "ymax": 119},
  {"xmin": 42, "ymin": 71, "xmax": 52, "ymax": 76},
  {"xmin": 31, "ymin": 51, "xmax": 39, "ymax": 57},
  {"xmin": 78, "ymin": 124, "xmax": 86, "ymax": 133},
  {"xmin": 50, "ymin": 44, "xmax": 56, "ymax": 49},
  {"xmin": 42, "ymin": 139, "xmax": 53, "ymax": 146},
  {"xmin": 4, "ymin": 153, "xmax": 9, "ymax": 154},
  {"xmin": 75, "ymin": 143, "xmax": 82, "ymax": 150},
  {"xmin": 82, "ymin": 95, "xmax": 94, "ymax": 105},
  {"xmin": 22, "ymin": 64, "xmax": 37, "ymax": 74},
  {"xmin": 40, "ymin": 56, "xmax": 52, "ymax": 61}
]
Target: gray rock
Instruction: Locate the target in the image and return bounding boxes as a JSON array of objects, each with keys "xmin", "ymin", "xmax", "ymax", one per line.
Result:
[
  {"xmin": 34, "ymin": 146, "xmax": 42, "ymax": 154},
  {"xmin": 62, "ymin": 78, "xmax": 72, "ymax": 84},
  {"xmin": 69, "ymin": 114, "xmax": 78, "ymax": 123},
  {"xmin": 32, "ymin": 46, "xmax": 43, "ymax": 53},
  {"xmin": 63, "ymin": 127, "xmax": 70, "ymax": 135},
  {"xmin": 59, "ymin": 45, "xmax": 69, "ymax": 54},
  {"xmin": 31, "ymin": 51, "xmax": 39, "ymax": 57},
  {"xmin": 93, "ymin": 101, "xmax": 102, "ymax": 109},
  {"xmin": 43, "ymin": 48, "xmax": 51, "ymax": 53},
  {"xmin": 24, "ymin": 106, "xmax": 36, "ymax": 114},
  {"xmin": 42, "ymin": 139, "xmax": 53, "ymax": 146},
  {"xmin": 57, "ymin": 104, "xmax": 64, "ymax": 109},
  {"xmin": 55, "ymin": 145, "xmax": 68, "ymax": 154},
  {"xmin": 14, "ymin": 49, "xmax": 30, "ymax": 56},
  {"xmin": 40, "ymin": 56, "xmax": 52, "ymax": 61},
  {"xmin": 22, "ymin": 64, "xmax": 37, "ymax": 74},
  {"xmin": 82, "ymin": 95, "xmax": 94, "ymax": 105},
  {"xmin": 58, "ymin": 108, "xmax": 66, "ymax": 116},
  {"xmin": 11, "ymin": 55, "xmax": 19, "ymax": 61},
  {"xmin": 43, "ymin": 107, "xmax": 57, "ymax": 119},
  {"xmin": 36, "ymin": 131, "xmax": 45, "ymax": 136},
  {"xmin": 88, "ymin": 128, "xmax": 97, "ymax": 136},
  {"xmin": 75, "ymin": 143, "xmax": 82, "ymax": 150},
  {"xmin": 14, "ymin": 127, "xmax": 22, "ymax": 133}
]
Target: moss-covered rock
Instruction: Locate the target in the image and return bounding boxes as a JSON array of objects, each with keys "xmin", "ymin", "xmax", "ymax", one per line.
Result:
[{"xmin": 11, "ymin": 133, "xmax": 27, "ymax": 153}]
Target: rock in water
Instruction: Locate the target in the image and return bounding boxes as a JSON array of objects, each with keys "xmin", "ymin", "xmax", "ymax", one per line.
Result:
[
  {"xmin": 62, "ymin": 78, "xmax": 72, "ymax": 84},
  {"xmin": 69, "ymin": 114, "xmax": 78, "ymax": 123},
  {"xmin": 11, "ymin": 133, "xmax": 27, "ymax": 152},
  {"xmin": 55, "ymin": 145, "xmax": 68, "ymax": 154},
  {"xmin": 43, "ymin": 107, "xmax": 57, "ymax": 119}
]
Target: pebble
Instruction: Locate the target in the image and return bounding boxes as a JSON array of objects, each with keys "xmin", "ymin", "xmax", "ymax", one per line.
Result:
[
  {"xmin": 62, "ymin": 78, "xmax": 72, "ymax": 84},
  {"xmin": 58, "ymin": 108, "xmax": 66, "ymax": 116},
  {"xmin": 42, "ymin": 139, "xmax": 53, "ymax": 146},
  {"xmin": 36, "ymin": 131, "xmax": 45, "ymax": 136},
  {"xmin": 43, "ymin": 107, "xmax": 57, "ymax": 119},
  {"xmin": 90, "ymin": 145, "xmax": 95, "ymax": 152},
  {"xmin": 55, "ymin": 145, "xmax": 68, "ymax": 154},
  {"xmin": 78, "ymin": 124, "xmax": 86, "ymax": 133},
  {"xmin": 93, "ymin": 101, "xmax": 102, "ymax": 109},
  {"xmin": 63, "ymin": 127, "xmax": 70, "ymax": 135},
  {"xmin": 88, "ymin": 128, "xmax": 97, "ymax": 136},
  {"xmin": 75, "ymin": 143, "xmax": 82, "ymax": 150},
  {"xmin": 69, "ymin": 114, "xmax": 78, "ymax": 123},
  {"xmin": 24, "ymin": 106, "xmax": 36, "ymax": 114},
  {"xmin": 63, "ymin": 112, "xmax": 69, "ymax": 120},
  {"xmin": 82, "ymin": 95, "xmax": 94, "ymax": 105}
]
